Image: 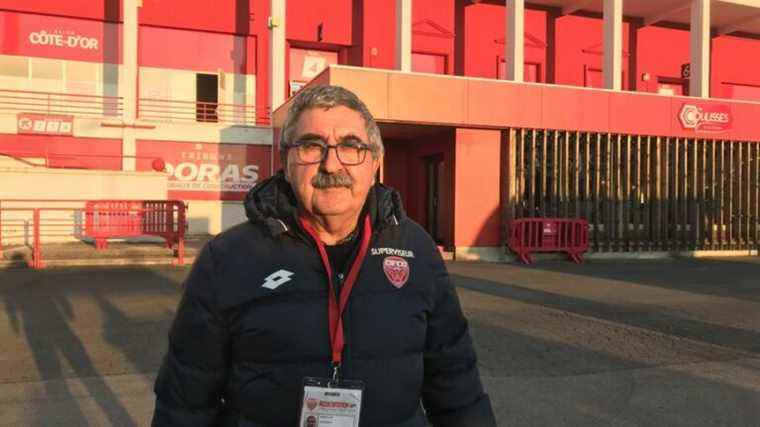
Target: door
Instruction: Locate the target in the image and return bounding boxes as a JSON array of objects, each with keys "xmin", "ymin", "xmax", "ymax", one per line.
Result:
[
  {"xmin": 196, "ymin": 73, "xmax": 218, "ymax": 122},
  {"xmin": 424, "ymin": 155, "xmax": 444, "ymax": 244}
]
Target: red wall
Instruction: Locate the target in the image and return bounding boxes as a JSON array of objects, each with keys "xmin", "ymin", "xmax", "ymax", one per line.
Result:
[
  {"xmin": 139, "ymin": 0, "xmax": 272, "ymax": 37},
  {"xmin": 6, "ymin": 1, "xmax": 760, "ymax": 110},
  {"xmin": 139, "ymin": 26, "xmax": 253, "ymax": 74},
  {"xmin": 454, "ymin": 128, "xmax": 501, "ymax": 247},
  {"xmin": 555, "ymin": 14, "xmax": 631, "ymax": 89},
  {"xmin": 712, "ymin": 35, "xmax": 760, "ymax": 100},
  {"xmin": 636, "ymin": 25, "xmax": 690, "ymax": 93},
  {"xmin": 353, "ymin": 0, "xmax": 396, "ymax": 68},
  {"xmin": 0, "ymin": 1, "xmax": 122, "ymax": 22},
  {"xmin": 287, "ymin": 0, "xmax": 352, "ymax": 46},
  {"xmin": 462, "ymin": 3, "xmax": 547, "ymax": 80},
  {"xmin": 0, "ymin": 134, "xmax": 122, "ymax": 170},
  {"xmin": 412, "ymin": 0, "xmax": 455, "ymax": 74}
]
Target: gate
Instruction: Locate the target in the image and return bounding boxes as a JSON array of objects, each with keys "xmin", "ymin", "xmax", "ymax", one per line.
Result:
[{"xmin": 505, "ymin": 129, "xmax": 760, "ymax": 252}]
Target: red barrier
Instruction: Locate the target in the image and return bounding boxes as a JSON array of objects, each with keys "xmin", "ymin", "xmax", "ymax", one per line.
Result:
[
  {"xmin": 508, "ymin": 218, "xmax": 589, "ymax": 264},
  {"xmin": 1, "ymin": 200, "xmax": 187, "ymax": 268},
  {"xmin": 84, "ymin": 200, "xmax": 187, "ymax": 265}
]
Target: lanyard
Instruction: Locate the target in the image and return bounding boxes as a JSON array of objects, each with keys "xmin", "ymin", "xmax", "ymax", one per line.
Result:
[{"xmin": 300, "ymin": 215, "xmax": 372, "ymax": 378}]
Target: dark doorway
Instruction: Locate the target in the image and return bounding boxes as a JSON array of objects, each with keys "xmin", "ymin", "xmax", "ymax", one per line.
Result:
[
  {"xmin": 424, "ymin": 154, "xmax": 444, "ymax": 244},
  {"xmin": 196, "ymin": 74, "xmax": 218, "ymax": 122}
]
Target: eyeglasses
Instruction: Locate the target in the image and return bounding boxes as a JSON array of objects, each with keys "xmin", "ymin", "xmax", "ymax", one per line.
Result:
[{"xmin": 287, "ymin": 139, "xmax": 371, "ymax": 165}]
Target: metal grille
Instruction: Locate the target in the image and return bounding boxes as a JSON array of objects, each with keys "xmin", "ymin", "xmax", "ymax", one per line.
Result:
[{"xmin": 506, "ymin": 129, "xmax": 760, "ymax": 252}]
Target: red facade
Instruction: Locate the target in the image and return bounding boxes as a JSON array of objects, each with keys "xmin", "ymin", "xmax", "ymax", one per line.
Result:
[
  {"xmin": 3, "ymin": 1, "xmax": 760, "ymax": 249},
  {"xmin": 3, "ymin": 0, "xmax": 760, "ymax": 104}
]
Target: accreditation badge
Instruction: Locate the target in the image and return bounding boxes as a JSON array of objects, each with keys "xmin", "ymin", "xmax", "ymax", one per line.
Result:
[{"xmin": 299, "ymin": 377, "xmax": 364, "ymax": 427}]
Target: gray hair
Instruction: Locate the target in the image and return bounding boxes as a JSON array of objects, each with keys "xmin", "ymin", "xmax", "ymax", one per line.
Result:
[{"xmin": 279, "ymin": 85, "xmax": 384, "ymax": 166}]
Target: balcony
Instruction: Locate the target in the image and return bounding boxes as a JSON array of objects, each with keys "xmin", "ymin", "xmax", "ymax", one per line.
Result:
[
  {"xmin": 0, "ymin": 89, "xmax": 270, "ymax": 126},
  {"xmin": 0, "ymin": 89, "xmax": 123, "ymax": 119},
  {"xmin": 138, "ymin": 98, "xmax": 270, "ymax": 126}
]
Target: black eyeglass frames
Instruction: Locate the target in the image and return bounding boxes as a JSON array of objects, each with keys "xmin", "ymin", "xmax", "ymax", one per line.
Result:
[{"xmin": 286, "ymin": 139, "xmax": 371, "ymax": 165}]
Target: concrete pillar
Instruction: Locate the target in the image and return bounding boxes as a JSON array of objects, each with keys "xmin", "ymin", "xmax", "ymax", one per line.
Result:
[
  {"xmin": 396, "ymin": 0, "xmax": 412, "ymax": 72},
  {"xmin": 690, "ymin": 0, "xmax": 710, "ymax": 98},
  {"xmin": 454, "ymin": 128, "xmax": 503, "ymax": 262},
  {"xmin": 269, "ymin": 0, "xmax": 287, "ymax": 109},
  {"xmin": 505, "ymin": 0, "xmax": 524, "ymax": 82},
  {"xmin": 603, "ymin": 0, "xmax": 623, "ymax": 90},
  {"xmin": 122, "ymin": 0, "xmax": 139, "ymax": 171}
]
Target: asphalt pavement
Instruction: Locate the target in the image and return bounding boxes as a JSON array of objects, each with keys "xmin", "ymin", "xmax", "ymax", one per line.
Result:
[{"xmin": 1, "ymin": 258, "xmax": 759, "ymax": 426}]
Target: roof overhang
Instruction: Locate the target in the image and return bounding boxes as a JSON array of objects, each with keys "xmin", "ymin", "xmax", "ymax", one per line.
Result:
[{"xmin": 272, "ymin": 65, "xmax": 760, "ymax": 142}]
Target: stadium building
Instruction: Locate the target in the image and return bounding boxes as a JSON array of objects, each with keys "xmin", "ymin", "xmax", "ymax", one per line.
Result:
[{"xmin": 1, "ymin": 0, "xmax": 760, "ymax": 260}]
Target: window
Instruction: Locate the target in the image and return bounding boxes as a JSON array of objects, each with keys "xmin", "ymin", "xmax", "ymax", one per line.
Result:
[
  {"xmin": 0, "ymin": 55, "xmax": 29, "ymax": 77},
  {"xmin": 66, "ymin": 61, "xmax": 98, "ymax": 95},
  {"xmin": 66, "ymin": 61, "xmax": 97, "ymax": 82},
  {"xmin": 584, "ymin": 67, "xmax": 603, "ymax": 88},
  {"xmin": 657, "ymin": 76, "xmax": 688, "ymax": 96},
  {"xmin": 584, "ymin": 66, "xmax": 626, "ymax": 89},
  {"xmin": 139, "ymin": 67, "xmax": 171, "ymax": 99},
  {"xmin": 196, "ymin": 74, "xmax": 219, "ymax": 122},
  {"xmin": 31, "ymin": 58, "xmax": 63, "ymax": 80},
  {"xmin": 524, "ymin": 63, "xmax": 540, "ymax": 82},
  {"xmin": 412, "ymin": 52, "xmax": 447, "ymax": 74},
  {"xmin": 497, "ymin": 59, "xmax": 542, "ymax": 82}
]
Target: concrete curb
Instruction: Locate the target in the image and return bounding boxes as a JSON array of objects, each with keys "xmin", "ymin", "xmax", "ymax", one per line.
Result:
[{"xmin": 455, "ymin": 246, "xmax": 760, "ymax": 263}]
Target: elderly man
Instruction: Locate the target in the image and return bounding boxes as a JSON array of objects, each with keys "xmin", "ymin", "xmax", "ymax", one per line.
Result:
[{"xmin": 152, "ymin": 85, "xmax": 496, "ymax": 426}]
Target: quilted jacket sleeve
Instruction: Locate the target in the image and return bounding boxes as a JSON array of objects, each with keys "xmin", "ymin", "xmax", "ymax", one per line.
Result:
[
  {"xmin": 421, "ymin": 246, "xmax": 497, "ymax": 427},
  {"xmin": 152, "ymin": 243, "xmax": 230, "ymax": 426}
]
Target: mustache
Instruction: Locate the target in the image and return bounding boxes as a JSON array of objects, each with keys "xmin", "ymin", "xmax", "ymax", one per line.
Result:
[{"xmin": 312, "ymin": 171, "xmax": 354, "ymax": 189}]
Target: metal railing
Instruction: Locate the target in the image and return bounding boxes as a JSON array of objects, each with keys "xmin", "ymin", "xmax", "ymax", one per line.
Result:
[
  {"xmin": 0, "ymin": 89, "xmax": 270, "ymax": 125},
  {"xmin": 0, "ymin": 88, "xmax": 123, "ymax": 118},
  {"xmin": 138, "ymin": 98, "xmax": 270, "ymax": 125}
]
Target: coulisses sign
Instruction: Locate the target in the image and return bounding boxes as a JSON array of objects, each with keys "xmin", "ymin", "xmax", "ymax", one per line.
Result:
[{"xmin": 678, "ymin": 103, "xmax": 732, "ymax": 133}]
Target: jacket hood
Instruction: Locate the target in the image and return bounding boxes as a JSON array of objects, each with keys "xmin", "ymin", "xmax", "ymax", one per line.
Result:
[{"xmin": 244, "ymin": 170, "xmax": 407, "ymax": 236}]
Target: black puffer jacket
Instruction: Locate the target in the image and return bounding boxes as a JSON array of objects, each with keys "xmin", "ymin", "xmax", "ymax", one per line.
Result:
[{"xmin": 153, "ymin": 172, "xmax": 496, "ymax": 427}]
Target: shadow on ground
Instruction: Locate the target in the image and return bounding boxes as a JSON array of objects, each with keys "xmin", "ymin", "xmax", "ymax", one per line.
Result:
[
  {"xmin": 448, "ymin": 261, "xmax": 760, "ymax": 426},
  {"xmin": 0, "ymin": 266, "xmax": 188, "ymax": 426},
  {"xmin": 509, "ymin": 257, "xmax": 760, "ymax": 302}
]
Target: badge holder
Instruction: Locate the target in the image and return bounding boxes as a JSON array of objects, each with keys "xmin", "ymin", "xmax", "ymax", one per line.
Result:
[{"xmin": 298, "ymin": 366, "xmax": 364, "ymax": 427}]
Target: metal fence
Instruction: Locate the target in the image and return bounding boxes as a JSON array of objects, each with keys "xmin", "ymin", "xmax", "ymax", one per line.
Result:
[
  {"xmin": 0, "ymin": 90, "xmax": 270, "ymax": 125},
  {"xmin": 506, "ymin": 129, "xmax": 760, "ymax": 252},
  {"xmin": 0, "ymin": 199, "xmax": 187, "ymax": 268},
  {"xmin": 0, "ymin": 89, "xmax": 122, "ymax": 118},
  {"xmin": 138, "ymin": 98, "xmax": 270, "ymax": 125}
]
